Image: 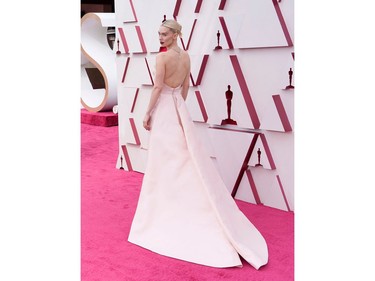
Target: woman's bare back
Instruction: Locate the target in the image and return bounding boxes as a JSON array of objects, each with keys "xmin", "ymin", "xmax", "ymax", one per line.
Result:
[{"xmin": 161, "ymin": 49, "xmax": 190, "ymax": 88}]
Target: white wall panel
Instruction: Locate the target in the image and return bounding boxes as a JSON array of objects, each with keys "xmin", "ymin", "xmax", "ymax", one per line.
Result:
[
  {"xmin": 280, "ymin": 90, "xmax": 294, "ymax": 129},
  {"xmin": 208, "ymin": 128, "xmax": 255, "ymax": 194},
  {"xmin": 225, "ymin": 0, "xmax": 288, "ymax": 48},
  {"xmin": 130, "ymin": 87, "xmax": 152, "ymax": 150},
  {"xmin": 115, "ymin": 0, "xmax": 137, "ymax": 23},
  {"xmin": 126, "ymin": 144, "xmax": 148, "ymax": 172},
  {"xmin": 117, "ymin": 86, "xmax": 138, "ymax": 145},
  {"xmin": 114, "ymin": 0, "xmax": 295, "ymax": 211},
  {"xmin": 185, "ymin": 89, "xmax": 206, "ymax": 122},
  {"xmin": 263, "ymin": 131, "xmax": 294, "ymax": 210},
  {"xmin": 248, "ymin": 137, "xmax": 273, "ymax": 170},
  {"xmin": 277, "ymin": 0, "xmax": 294, "ymax": 41},
  {"xmin": 259, "ymin": 174, "xmax": 290, "ymax": 211},
  {"xmin": 121, "ymin": 56, "xmax": 152, "ymax": 87},
  {"xmin": 198, "ymin": 52, "xmax": 254, "ymax": 128},
  {"xmin": 120, "ymin": 25, "xmax": 143, "ymax": 53},
  {"xmin": 234, "ymin": 173, "xmax": 257, "ymax": 205}
]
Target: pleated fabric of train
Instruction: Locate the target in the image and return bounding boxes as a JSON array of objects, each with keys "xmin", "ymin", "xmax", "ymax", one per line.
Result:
[{"xmin": 128, "ymin": 84, "xmax": 268, "ymax": 269}]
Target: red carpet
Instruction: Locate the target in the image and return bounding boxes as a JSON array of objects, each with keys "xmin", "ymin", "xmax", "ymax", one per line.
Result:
[
  {"xmin": 81, "ymin": 123, "xmax": 294, "ymax": 281},
  {"xmin": 81, "ymin": 109, "xmax": 118, "ymax": 127}
]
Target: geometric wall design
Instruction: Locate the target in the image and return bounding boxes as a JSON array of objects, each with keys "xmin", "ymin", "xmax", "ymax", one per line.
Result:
[{"xmin": 114, "ymin": 0, "xmax": 294, "ymax": 211}]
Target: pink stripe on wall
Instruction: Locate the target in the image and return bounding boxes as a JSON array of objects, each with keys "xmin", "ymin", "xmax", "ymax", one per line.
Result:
[
  {"xmin": 231, "ymin": 133, "xmax": 259, "ymax": 197},
  {"xmin": 129, "ymin": 0, "xmax": 138, "ymax": 22},
  {"xmin": 129, "ymin": 118, "xmax": 141, "ymax": 145},
  {"xmin": 229, "ymin": 55, "xmax": 260, "ymax": 129},
  {"xmin": 189, "ymin": 73, "xmax": 196, "ymax": 86},
  {"xmin": 135, "ymin": 26, "xmax": 147, "ymax": 53},
  {"xmin": 173, "ymin": 0, "xmax": 182, "ymax": 17},
  {"xmin": 121, "ymin": 145, "xmax": 133, "ymax": 171},
  {"xmin": 218, "ymin": 0, "xmax": 227, "ymax": 10},
  {"xmin": 218, "ymin": 17, "xmax": 234, "ymax": 49},
  {"xmin": 259, "ymin": 134, "xmax": 277, "ymax": 169},
  {"xmin": 144, "ymin": 58, "xmax": 154, "ymax": 85},
  {"xmin": 195, "ymin": 0, "xmax": 203, "ymax": 13},
  {"xmin": 121, "ymin": 57, "xmax": 130, "ymax": 83},
  {"xmin": 272, "ymin": 0, "xmax": 293, "ymax": 46},
  {"xmin": 272, "ymin": 94, "xmax": 292, "ymax": 132},
  {"xmin": 179, "ymin": 38, "xmax": 186, "ymax": 51},
  {"xmin": 195, "ymin": 91, "xmax": 208, "ymax": 122},
  {"xmin": 118, "ymin": 27, "xmax": 129, "ymax": 54},
  {"xmin": 186, "ymin": 19, "xmax": 197, "ymax": 50},
  {"xmin": 246, "ymin": 169, "xmax": 262, "ymax": 205},
  {"xmin": 195, "ymin": 55, "xmax": 209, "ymax": 85},
  {"xmin": 276, "ymin": 175, "xmax": 291, "ymax": 211},
  {"xmin": 130, "ymin": 88, "xmax": 139, "ymax": 113}
]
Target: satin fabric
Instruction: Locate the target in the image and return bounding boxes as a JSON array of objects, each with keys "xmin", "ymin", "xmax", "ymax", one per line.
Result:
[{"xmin": 128, "ymin": 84, "xmax": 268, "ymax": 269}]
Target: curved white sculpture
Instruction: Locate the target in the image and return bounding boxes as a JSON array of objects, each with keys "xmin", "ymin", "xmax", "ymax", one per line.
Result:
[{"xmin": 81, "ymin": 13, "xmax": 117, "ymax": 112}]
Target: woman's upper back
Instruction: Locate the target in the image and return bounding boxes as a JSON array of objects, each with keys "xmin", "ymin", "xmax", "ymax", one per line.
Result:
[{"xmin": 159, "ymin": 49, "xmax": 190, "ymax": 88}]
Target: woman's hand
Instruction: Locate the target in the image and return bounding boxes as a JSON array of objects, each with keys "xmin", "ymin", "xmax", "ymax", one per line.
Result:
[{"xmin": 143, "ymin": 113, "xmax": 151, "ymax": 131}]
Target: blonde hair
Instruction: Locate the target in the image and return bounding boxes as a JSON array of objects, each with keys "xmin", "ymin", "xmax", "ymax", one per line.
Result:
[{"xmin": 161, "ymin": 19, "xmax": 182, "ymax": 37}]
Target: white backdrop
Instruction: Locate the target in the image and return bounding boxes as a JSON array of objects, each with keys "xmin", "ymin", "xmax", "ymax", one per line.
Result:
[{"xmin": 114, "ymin": 0, "xmax": 294, "ymax": 211}]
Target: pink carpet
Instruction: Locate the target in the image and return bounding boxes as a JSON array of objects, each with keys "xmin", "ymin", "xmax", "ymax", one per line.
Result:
[
  {"xmin": 81, "ymin": 123, "xmax": 294, "ymax": 281},
  {"xmin": 81, "ymin": 109, "xmax": 118, "ymax": 127}
]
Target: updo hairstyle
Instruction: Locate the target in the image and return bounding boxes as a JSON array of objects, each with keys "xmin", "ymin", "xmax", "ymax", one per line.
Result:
[{"xmin": 161, "ymin": 19, "xmax": 182, "ymax": 38}]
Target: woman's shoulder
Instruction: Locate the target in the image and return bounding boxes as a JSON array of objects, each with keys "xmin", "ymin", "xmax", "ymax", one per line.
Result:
[
  {"xmin": 155, "ymin": 52, "xmax": 168, "ymax": 64},
  {"xmin": 156, "ymin": 52, "xmax": 166, "ymax": 58},
  {"xmin": 181, "ymin": 50, "xmax": 190, "ymax": 63},
  {"xmin": 178, "ymin": 49, "xmax": 189, "ymax": 60}
]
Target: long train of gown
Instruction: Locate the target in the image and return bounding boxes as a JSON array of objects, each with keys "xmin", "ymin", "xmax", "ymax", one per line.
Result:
[{"xmin": 128, "ymin": 84, "xmax": 268, "ymax": 269}]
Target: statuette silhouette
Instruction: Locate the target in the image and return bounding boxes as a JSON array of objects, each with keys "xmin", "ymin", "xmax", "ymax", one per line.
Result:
[
  {"xmin": 120, "ymin": 155, "xmax": 124, "ymax": 169},
  {"xmin": 116, "ymin": 39, "xmax": 121, "ymax": 55},
  {"xmin": 285, "ymin": 68, "xmax": 294, "ymax": 89},
  {"xmin": 255, "ymin": 148, "xmax": 263, "ymax": 167},
  {"xmin": 215, "ymin": 30, "xmax": 222, "ymax": 50},
  {"xmin": 221, "ymin": 85, "xmax": 237, "ymax": 125}
]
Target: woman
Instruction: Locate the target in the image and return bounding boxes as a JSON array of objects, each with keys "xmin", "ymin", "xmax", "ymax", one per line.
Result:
[{"xmin": 128, "ymin": 19, "xmax": 268, "ymax": 269}]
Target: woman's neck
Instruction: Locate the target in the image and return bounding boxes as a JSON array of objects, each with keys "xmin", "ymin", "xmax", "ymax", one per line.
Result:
[
  {"xmin": 167, "ymin": 44, "xmax": 181, "ymax": 55},
  {"xmin": 166, "ymin": 41, "xmax": 178, "ymax": 50}
]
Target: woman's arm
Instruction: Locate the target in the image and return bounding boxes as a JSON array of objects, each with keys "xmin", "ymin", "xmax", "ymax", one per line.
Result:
[
  {"xmin": 146, "ymin": 54, "xmax": 165, "ymax": 114},
  {"xmin": 143, "ymin": 54, "xmax": 165, "ymax": 130}
]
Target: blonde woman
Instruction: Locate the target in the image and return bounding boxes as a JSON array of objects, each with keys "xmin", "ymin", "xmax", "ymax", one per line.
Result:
[{"xmin": 128, "ymin": 19, "xmax": 268, "ymax": 269}]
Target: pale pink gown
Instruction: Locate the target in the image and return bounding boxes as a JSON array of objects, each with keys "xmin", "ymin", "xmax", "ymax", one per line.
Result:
[{"xmin": 128, "ymin": 84, "xmax": 268, "ymax": 269}]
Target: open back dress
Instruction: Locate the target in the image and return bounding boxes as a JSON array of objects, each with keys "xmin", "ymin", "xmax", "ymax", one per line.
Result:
[{"xmin": 127, "ymin": 80, "xmax": 268, "ymax": 269}]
